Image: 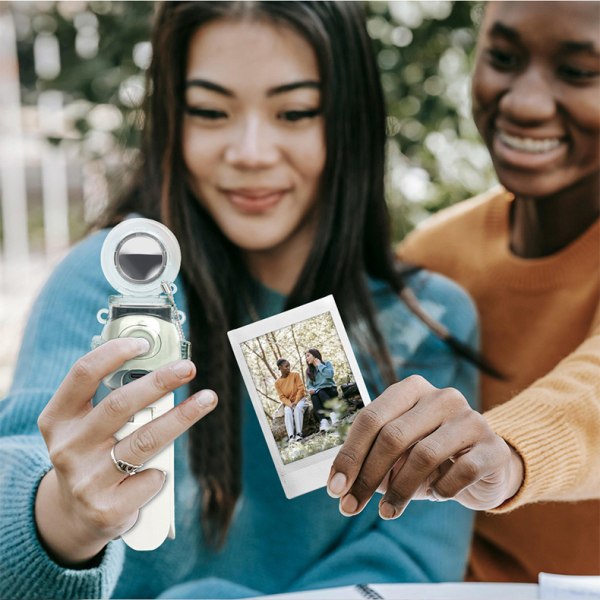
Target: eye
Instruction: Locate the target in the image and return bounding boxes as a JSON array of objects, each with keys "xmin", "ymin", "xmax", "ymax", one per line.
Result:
[
  {"xmin": 278, "ymin": 109, "xmax": 321, "ymax": 122},
  {"xmin": 185, "ymin": 107, "xmax": 228, "ymax": 120},
  {"xmin": 486, "ymin": 48, "xmax": 519, "ymax": 71},
  {"xmin": 558, "ymin": 64, "xmax": 600, "ymax": 83}
]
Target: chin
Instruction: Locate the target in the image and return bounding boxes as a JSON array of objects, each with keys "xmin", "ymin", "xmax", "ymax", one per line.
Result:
[
  {"xmin": 494, "ymin": 165, "xmax": 573, "ymax": 200},
  {"xmin": 227, "ymin": 231, "xmax": 289, "ymax": 253}
]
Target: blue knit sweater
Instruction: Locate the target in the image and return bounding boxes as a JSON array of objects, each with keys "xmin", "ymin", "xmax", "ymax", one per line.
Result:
[
  {"xmin": 0, "ymin": 229, "xmax": 479, "ymax": 599},
  {"xmin": 306, "ymin": 361, "xmax": 336, "ymax": 393}
]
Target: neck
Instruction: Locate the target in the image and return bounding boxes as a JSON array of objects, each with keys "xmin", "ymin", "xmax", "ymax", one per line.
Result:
[
  {"xmin": 509, "ymin": 172, "xmax": 600, "ymax": 258},
  {"xmin": 244, "ymin": 218, "xmax": 317, "ymax": 295}
]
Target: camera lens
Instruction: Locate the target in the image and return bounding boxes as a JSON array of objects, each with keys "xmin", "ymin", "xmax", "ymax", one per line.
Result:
[{"xmin": 115, "ymin": 233, "xmax": 166, "ymax": 283}]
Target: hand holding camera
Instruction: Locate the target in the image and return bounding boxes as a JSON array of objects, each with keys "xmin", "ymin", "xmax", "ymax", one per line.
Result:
[
  {"xmin": 34, "ymin": 219, "xmax": 218, "ymax": 564},
  {"xmin": 35, "ymin": 340, "xmax": 215, "ymax": 566}
]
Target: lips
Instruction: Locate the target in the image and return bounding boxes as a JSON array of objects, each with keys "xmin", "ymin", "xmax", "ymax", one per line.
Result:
[
  {"xmin": 492, "ymin": 127, "xmax": 567, "ymax": 170},
  {"xmin": 221, "ymin": 188, "xmax": 289, "ymax": 213},
  {"xmin": 498, "ymin": 131, "xmax": 562, "ymax": 153}
]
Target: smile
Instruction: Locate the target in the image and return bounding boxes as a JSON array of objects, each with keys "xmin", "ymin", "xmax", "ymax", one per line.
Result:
[
  {"xmin": 222, "ymin": 188, "xmax": 289, "ymax": 214},
  {"xmin": 497, "ymin": 131, "xmax": 563, "ymax": 153}
]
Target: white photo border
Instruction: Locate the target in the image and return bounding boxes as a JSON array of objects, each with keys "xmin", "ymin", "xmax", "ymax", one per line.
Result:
[{"xmin": 228, "ymin": 295, "xmax": 372, "ymax": 499}]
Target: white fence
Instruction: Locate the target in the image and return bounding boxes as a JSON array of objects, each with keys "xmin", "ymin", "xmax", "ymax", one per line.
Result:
[{"xmin": 0, "ymin": 8, "xmax": 101, "ymax": 398}]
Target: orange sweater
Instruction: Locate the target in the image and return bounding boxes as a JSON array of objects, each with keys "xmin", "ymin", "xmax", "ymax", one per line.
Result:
[
  {"xmin": 274, "ymin": 372, "xmax": 306, "ymax": 407},
  {"xmin": 398, "ymin": 187, "xmax": 600, "ymax": 582}
]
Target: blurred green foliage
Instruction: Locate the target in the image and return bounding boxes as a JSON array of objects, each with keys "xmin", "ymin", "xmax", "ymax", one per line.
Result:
[{"xmin": 12, "ymin": 0, "xmax": 496, "ymax": 241}]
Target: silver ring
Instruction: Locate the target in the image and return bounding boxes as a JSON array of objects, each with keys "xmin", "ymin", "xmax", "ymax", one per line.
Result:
[{"xmin": 110, "ymin": 445, "xmax": 143, "ymax": 476}]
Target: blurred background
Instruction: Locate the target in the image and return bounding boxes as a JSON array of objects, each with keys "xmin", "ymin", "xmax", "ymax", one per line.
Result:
[{"xmin": 0, "ymin": 0, "xmax": 497, "ymax": 397}]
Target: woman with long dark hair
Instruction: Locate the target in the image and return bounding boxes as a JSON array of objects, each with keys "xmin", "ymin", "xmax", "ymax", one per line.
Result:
[
  {"xmin": 1, "ymin": 3, "xmax": 483, "ymax": 598},
  {"xmin": 305, "ymin": 348, "xmax": 338, "ymax": 431}
]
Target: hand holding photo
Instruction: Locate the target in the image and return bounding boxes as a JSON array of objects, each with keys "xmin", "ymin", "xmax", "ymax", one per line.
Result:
[{"xmin": 228, "ymin": 296, "xmax": 370, "ymax": 498}]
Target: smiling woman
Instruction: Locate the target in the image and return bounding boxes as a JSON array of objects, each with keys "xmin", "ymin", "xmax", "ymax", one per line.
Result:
[
  {"xmin": 399, "ymin": 0, "xmax": 600, "ymax": 583},
  {"xmin": 182, "ymin": 18, "xmax": 325, "ymax": 291},
  {"xmin": 0, "ymin": 2, "xmax": 484, "ymax": 599}
]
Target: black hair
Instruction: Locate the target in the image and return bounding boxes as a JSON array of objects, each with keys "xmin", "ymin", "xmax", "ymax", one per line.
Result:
[
  {"xmin": 97, "ymin": 0, "xmax": 498, "ymax": 549},
  {"xmin": 276, "ymin": 359, "xmax": 289, "ymax": 368}
]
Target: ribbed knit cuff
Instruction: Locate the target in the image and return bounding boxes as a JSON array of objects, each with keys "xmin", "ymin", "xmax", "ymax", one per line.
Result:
[
  {"xmin": 484, "ymin": 396, "xmax": 581, "ymax": 513},
  {"xmin": 0, "ymin": 435, "xmax": 125, "ymax": 599}
]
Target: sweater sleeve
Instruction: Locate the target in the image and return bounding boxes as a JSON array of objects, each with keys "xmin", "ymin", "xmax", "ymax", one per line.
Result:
[
  {"xmin": 485, "ymin": 304, "xmax": 600, "ymax": 512},
  {"xmin": 0, "ymin": 231, "xmax": 127, "ymax": 599},
  {"xmin": 317, "ymin": 361, "xmax": 334, "ymax": 379}
]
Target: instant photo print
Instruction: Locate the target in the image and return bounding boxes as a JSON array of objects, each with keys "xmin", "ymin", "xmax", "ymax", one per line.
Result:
[
  {"xmin": 228, "ymin": 296, "xmax": 371, "ymax": 499},
  {"xmin": 92, "ymin": 218, "xmax": 191, "ymax": 551}
]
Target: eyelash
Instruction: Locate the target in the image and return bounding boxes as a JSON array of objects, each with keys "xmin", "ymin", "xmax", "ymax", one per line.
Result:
[
  {"xmin": 184, "ymin": 107, "xmax": 321, "ymax": 122},
  {"xmin": 557, "ymin": 65, "xmax": 599, "ymax": 82},
  {"xmin": 486, "ymin": 48, "xmax": 519, "ymax": 70},
  {"xmin": 486, "ymin": 48, "xmax": 599, "ymax": 83},
  {"xmin": 185, "ymin": 107, "xmax": 226, "ymax": 120}
]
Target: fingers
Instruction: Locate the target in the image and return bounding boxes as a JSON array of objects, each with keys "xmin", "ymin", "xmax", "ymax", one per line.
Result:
[
  {"xmin": 111, "ymin": 389, "xmax": 217, "ymax": 475},
  {"xmin": 327, "ymin": 375, "xmax": 434, "ymax": 499},
  {"xmin": 84, "ymin": 359, "xmax": 198, "ymax": 440},
  {"xmin": 46, "ymin": 338, "xmax": 151, "ymax": 420},
  {"xmin": 116, "ymin": 468, "xmax": 168, "ymax": 513},
  {"xmin": 379, "ymin": 423, "xmax": 476, "ymax": 519}
]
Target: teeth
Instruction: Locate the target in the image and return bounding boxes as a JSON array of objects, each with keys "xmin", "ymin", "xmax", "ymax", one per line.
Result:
[{"xmin": 498, "ymin": 131, "xmax": 562, "ymax": 153}]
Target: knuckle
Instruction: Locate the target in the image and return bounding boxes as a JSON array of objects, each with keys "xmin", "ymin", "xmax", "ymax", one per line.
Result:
[
  {"xmin": 404, "ymin": 374, "xmax": 429, "ymax": 391},
  {"xmin": 378, "ymin": 422, "xmax": 406, "ymax": 452},
  {"xmin": 48, "ymin": 442, "xmax": 71, "ymax": 471},
  {"xmin": 71, "ymin": 358, "xmax": 95, "ymax": 384},
  {"xmin": 334, "ymin": 446, "xmax": 361, "ymax": 472},
  {"xmin": 104, "ymin": 390, "xmax": 128, "ymax": 419},
  {"xmin": 151, "ymin": 369, "xmax": 172, "ymax": 394},
  {"xmin": 356, "ymin": 406, "xmax": 385, "ymax": 433},
  {"xmin": 130, "ymin": 427, "xmax": 159, "ymax": 458},
  {"xmin": 440, "ymin": 387, "xmax": 469, "ymax": 411},
  {"xmin": 384, "ymin": 483, "xmax": 409, "ymax": 505},
  {"xmin": 173, "ymin": 401, "xmax": 198, "ymax": 427},
  {"xmin": 411, "ymin": 439, "xmax": 442, "ymax": 471},
  {"xmin": 37, "ymin": 413, "xmax": 50, "ymax": 438},
  {"xmin": 352, "ymin": 471, "xmax": 375, "ymax": 497},
  {"xmin": 458, "ymin": 456, "xmax": 481, "ymax": 482}
]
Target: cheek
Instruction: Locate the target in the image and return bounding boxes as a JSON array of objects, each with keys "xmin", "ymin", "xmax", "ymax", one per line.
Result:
[
  {"xmin": 182, "ymin": 125, "xmax": 218, "ymax": 180},
  {"xmin": 291, "ymin": 127, "xmax": 326, "ymax": 184},
  {"xmin": 471, "ymin": 66, "xmax": 504, "ymax": 115}
]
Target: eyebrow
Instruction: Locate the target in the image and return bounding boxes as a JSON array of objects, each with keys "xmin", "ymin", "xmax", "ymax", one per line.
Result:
[
  {"xmin": 560, "ymin": 41, "xmax": 599, "ymax": 56},
  {"xmin": 489, "ymin": 22, "xmax": 599, "ymax": 55},
  {"xmin": 185, "ymin": 78, "xmax": 320, "ymax": 97}
]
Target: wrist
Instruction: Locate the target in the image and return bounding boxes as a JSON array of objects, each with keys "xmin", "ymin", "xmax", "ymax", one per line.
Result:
[
  {"xmin": 504, "ymin": 443, "xmax": 525, "ymax": 502},
  {"xmin": 35, "ymin": 469, "xmax": 110, "ymax": 567}
]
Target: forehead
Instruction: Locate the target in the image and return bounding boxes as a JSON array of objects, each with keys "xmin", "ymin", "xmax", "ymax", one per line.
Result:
[
  {"xmin": 186, "ymin": 18, "xmax": 319, "ymax": 86},
  {"xmin": 482, "ymin": 2, "xmax": 600, "ymax": 43}
]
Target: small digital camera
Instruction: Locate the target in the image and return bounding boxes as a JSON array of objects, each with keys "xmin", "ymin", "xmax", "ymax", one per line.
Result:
[{"xmin": 92, "ymin": 217, "xmax": 190, "ymax": 551}]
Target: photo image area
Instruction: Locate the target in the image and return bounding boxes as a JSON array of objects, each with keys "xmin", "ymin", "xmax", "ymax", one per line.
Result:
[{"xmin": 240, "ymin": 312, "xmax": 366, "ymax": 466}]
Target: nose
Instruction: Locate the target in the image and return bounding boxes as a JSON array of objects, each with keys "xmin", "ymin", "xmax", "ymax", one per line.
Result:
[
  {"xmin": 224, "ymin": 115, "xmax": 279, "ymax": 169},
  {"xmin": 498, "ymin": 67, "xmax": 556, "ymax": 124}
]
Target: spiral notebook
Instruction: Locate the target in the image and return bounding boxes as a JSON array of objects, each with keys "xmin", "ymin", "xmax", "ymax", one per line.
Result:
[{"xmin": 249, "ymin": 582, "xmax": 539, "ymax": 599}]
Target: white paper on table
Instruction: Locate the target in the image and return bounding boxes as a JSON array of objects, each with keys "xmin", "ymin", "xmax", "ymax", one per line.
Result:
[
  {"xmin": 539, "ymin": 573, "xmax": 600, "ymax": 599},
  {"xmin": 247, "ymin": 582, "xmax": 538, "ymax": 599}
]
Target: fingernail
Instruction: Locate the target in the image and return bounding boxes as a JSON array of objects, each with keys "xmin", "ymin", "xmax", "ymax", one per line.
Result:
[
  {"xmin": 379, "ymin": 501, "xmax": 398, "ymax": 520},
  {"xmin": 196, "ymin": 390, "xmax": 216, "ymax": 408},
  {"xmin": 173, "ymin": 360, "xmax": 193, "ymax": 378},
  {"xmin": 327, "ymin": 472, "xmax": 347, "ymax": 497},
  {"xmin": 161, "ymin": 470, "xmax": 167, "ymax": 482},
  {"xmin": 135, "ymin": 338, "xmax": 150, "ymax": 353},
  {"xmin": 340, "ymin": 494, "xmax": 358, "ymax": 515}
]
